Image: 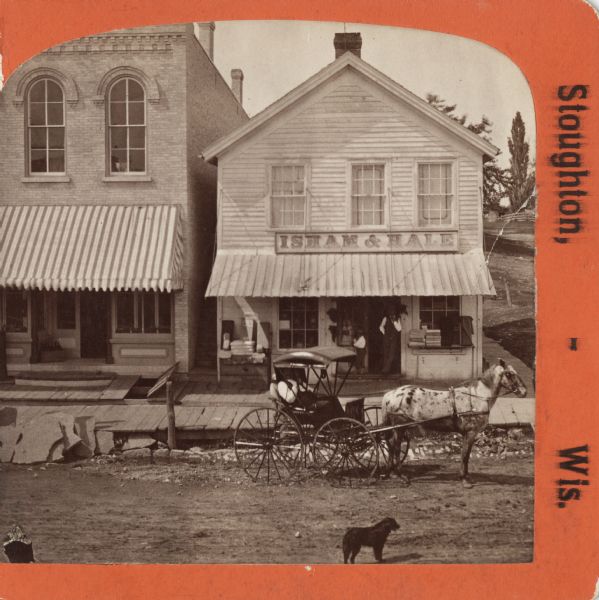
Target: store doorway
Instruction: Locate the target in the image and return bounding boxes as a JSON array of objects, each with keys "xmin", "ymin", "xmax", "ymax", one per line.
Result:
[
  {"xmin": 80, "ymin": 292, "xmax": 109, "ymax": 359},
  {"xmin": 336, "ymin": 297, "xmax": 402, "ymax": 375}
]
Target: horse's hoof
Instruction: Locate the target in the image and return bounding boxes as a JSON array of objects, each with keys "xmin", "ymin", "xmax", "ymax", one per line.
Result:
[{"xmin": 462, "ymin": 480, "xmax": 473, "ymax": 489}]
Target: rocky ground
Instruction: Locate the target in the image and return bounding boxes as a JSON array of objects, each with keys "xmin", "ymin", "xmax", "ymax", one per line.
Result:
[{"xmin": 0, "ymin": 429, "xmax": 534, "ymax": 564}]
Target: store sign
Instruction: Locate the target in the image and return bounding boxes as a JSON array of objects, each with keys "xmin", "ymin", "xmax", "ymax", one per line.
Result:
[{"xmin": 275, "ymin": 230, "xmax": 458, "ymax": 253}]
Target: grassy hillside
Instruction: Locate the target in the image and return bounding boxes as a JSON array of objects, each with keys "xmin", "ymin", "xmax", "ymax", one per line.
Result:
[{"xmin": 483, "ymin": 245, "xmax": 535, "ymax": 368}]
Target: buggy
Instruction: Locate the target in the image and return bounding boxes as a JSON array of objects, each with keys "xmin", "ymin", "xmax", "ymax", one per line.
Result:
[{"xmin": 233, "ymin": 346, "xmax": 409, "ymax": 483}]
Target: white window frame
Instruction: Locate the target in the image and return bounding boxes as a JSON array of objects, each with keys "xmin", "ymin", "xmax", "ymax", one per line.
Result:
[
  {"xmin": 414, "ymin": 160, "xmax": 457, "ymax": 228},
  {"xmin": 347, "ymin": 160, "xmax": 391, "ymax": 230},
  {"xmin": 107, "ymin": 77, "xmax": 147, "ymax": 176},
  {"xmin": 27, "ymin": 78, "xmax": 66, "ymax": 176},
  {"xmin": 267, "ymin": 162, "xmax": 309, "ymax": 230}
]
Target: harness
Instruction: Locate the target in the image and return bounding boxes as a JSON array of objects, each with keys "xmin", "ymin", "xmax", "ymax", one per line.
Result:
[{"xmin": 449, "ymin": 386, "xmax": 485, "ymax": 424}]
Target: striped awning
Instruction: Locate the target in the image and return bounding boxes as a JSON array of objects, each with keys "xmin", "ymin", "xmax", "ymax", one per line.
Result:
[
  {"xmin": 0, "ymin": 205, "xmax": 184, "ymax": 292},
  {"xmin": 206, "ymin": 250, "xmax": 495, "ymax": 297}
]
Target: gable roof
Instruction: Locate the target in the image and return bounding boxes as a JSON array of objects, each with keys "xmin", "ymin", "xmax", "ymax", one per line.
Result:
[{"xmin": 202, "ymin": 51, "xmax": 499, "ymax": 163}]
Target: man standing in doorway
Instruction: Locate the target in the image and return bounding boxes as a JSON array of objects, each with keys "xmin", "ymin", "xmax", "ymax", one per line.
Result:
[{"xmin": 379, "ymin": 307, "xmax": 402, "ymax": 375}]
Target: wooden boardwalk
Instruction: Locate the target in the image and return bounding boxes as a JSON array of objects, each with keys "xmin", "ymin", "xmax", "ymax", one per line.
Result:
[{"xmin": 1, "ymin": 394, "xmax": 534, "ymax": 437}]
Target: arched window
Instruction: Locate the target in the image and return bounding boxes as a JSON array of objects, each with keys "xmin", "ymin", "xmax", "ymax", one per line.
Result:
[
  {"xmin": 108, "ymin": 78, "xmax": 146, "ymax": 173},
  {"xmin": 27, "ymin": 79, "xmax": 65, "ymax": 173}
]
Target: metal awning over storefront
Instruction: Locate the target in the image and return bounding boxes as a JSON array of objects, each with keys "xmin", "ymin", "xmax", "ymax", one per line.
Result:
[
  {"xmin": 0, "ymin": 205, "xmax": 184, "ymax": 292},
  {"xmin": 206, "ymin": 250, "xmax": 495, "ymax": 297}
]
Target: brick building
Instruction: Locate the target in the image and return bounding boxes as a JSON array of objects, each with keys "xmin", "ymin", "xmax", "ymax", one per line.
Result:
[{"xmin": 0, "ymin": 23, "xmax": 247, "ymax": 374}]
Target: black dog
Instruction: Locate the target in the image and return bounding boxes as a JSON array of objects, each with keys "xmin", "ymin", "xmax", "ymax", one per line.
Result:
[{"xmin": 342, "ymin": 517, "xmax": 399, "ymax": 563}]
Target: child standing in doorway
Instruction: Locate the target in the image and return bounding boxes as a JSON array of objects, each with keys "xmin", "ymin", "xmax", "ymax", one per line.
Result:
[{"xmin": 353, "ymin": 329, "xmax": 367, "ymax": 375}]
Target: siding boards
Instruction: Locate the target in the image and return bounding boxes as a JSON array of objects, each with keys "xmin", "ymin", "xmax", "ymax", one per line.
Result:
[{"xmin": 220, "ymin": 73, "xmax": 482, "ymax": 251}]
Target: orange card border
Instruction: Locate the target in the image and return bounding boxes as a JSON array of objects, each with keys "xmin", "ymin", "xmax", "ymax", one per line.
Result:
[{"xmin": 1, "ymin": 0, "xmax": 598, "ymax": 598}]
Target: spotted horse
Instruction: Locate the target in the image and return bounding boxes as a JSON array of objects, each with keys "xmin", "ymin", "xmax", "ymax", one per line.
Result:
[{"xmin": 381, "ymin": 359, "xmax": 527, "ymax": 487}]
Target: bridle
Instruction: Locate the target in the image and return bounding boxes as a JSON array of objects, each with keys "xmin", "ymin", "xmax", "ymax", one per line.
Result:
[{"xmin": 498, "ymin": 368, "xmax": 527, "ymax": 397}]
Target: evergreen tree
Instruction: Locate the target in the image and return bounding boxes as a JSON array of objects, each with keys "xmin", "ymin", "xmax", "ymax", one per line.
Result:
[
  {"xmin": 425, "ymin": 94, "xmax": 509, "ymax": 212},
  {"xmin": 507, "ymin": 112, "xmax": 536, "ymax": 211}
]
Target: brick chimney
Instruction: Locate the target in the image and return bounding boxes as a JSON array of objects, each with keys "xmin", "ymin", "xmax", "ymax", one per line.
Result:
[
  {"xmin": 231, "ymin": 69, "xmax": 244, "ymax": 105},
  {"xmin": 334, "ymin": 32, "xmax": 362, "ymax": 59},
  {"xmin": 194, "ymin": 22, "xmax": 215, "ymax": 60}
]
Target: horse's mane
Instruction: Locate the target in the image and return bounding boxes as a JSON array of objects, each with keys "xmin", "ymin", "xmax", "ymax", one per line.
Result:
[
  {"xmin": 478, "ymin": 362, "xmax": 502, "ymax": 389},
  {"xmin": 456, "ymin": 362, "xmax": 502, "ymax": 391}
]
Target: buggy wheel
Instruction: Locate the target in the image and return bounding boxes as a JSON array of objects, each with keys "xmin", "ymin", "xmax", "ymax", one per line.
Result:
[
  {"xmin": 312, "ymin": 417, "xmax": 378, "ymax": 482},
  {"xmin": 234, "ymin": 408, "xmax": 303, "ymax": 483},
  {"xmin": 363, "ymin": 406, "xmax": 410, "ymax": 468},
  {"xmin": 364, "ymin": 406, "xmax": 391, "ymax": 469}
]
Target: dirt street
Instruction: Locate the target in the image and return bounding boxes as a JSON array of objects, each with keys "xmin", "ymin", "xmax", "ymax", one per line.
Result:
[{"xmin": 0, "ymin": 452, "xmax": 533, "ymax": 565}]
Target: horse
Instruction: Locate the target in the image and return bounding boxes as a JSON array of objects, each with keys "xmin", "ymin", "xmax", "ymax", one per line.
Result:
[{"xmin": 381, "ymin": 359, "xmax": 527, "ymax": 487}]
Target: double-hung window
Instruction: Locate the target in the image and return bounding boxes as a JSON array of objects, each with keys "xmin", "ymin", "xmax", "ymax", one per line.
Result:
[
  {"xmin": 27, "ymin": 79, "xmax": 65, "ymax": 174},
  {"xmin": 108, "ymin": 78, "xmax": 146, "ymax": 174},
  {"xmin": 271, "ymin": 165, "xmax": 306, "ymax": 228},
  {"xmin": 417, "ymin": 163, "xmax": 453, "ymax": 226},
  {"xmin": 351, "ymin": 164, "xmax": 385, "ymax": 226}
]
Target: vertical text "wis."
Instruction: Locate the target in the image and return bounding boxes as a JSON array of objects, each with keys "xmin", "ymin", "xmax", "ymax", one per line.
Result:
[{"xmin": 556, "ymin": 444, "xmax": 590, "ymax": 508}]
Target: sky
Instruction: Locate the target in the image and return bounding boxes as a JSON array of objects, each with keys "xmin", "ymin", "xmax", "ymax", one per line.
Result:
[
  {"xmin": 0, "ymin": 18, "xmax": 546, "ymax": 166},
  {"xmin": 212, "ymin": 21, "xmax": 536, "ymax": 167}
]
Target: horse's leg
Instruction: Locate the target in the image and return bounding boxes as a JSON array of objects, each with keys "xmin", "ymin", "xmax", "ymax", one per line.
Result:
[
  {"xmin": 460, "ymin": 428, "xmax": 478, "ymax": 488},
  {"xmin": 384, "ymin": 429, "xmax": 397, "ymax": 478}
]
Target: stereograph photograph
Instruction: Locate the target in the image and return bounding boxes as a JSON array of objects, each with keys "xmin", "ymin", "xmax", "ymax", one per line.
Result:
[
  {"xmin": 0, "ymin": 17, "xmax": 539, "ymax": 567},
  {"xmin": 0, "ymin": 13, "xmax": 545, "ymax": 568}
]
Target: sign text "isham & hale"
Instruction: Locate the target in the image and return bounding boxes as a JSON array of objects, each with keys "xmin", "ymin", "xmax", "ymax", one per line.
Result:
[{"xmin": 275, "ymin": 231, "xmax": 458, "ymax": 253}]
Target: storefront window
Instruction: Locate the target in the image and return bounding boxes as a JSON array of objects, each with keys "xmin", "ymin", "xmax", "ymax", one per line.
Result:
[
  {"xmin": 351, "ymin": 164, "xmax": 385, "ymax": 226},
  {"xmin": 419, "ymin": 296, "xmax": 463, "ymax": 347},
  {"xmin": 420, "ymin": 296, "xmax": 460, "ymax": 329},
  {"xmin": 116, "ymin": 291, "xmax": 171, "ymax": 334},
  {"xmin": 271, "ymin": 165, "xmax": 306, "ymax": 227},
  {"xmin": 157, "ymin": 293, "xmax": 171, "ymax": 333},
  {"xmin": 417, "ymin": 163, "xmax": 453, "ymax": 226},
  {"xmin": 56, "ymin": 292, "xmax": 76, "ymax": 329},
  {"xmin": 279, "ymin": 298, "xmax": 318, "ymax": 349},
  {"xmin": 4, "ymin": 290, "xmax": 29, "ymax": 333}
]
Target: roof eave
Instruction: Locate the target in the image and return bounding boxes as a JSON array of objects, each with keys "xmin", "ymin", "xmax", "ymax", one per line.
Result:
[{"xmin": 202, "ymin": 52, "xmax": 500, "ymax": 162}]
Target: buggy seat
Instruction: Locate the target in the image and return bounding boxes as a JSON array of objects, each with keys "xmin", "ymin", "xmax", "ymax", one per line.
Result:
[{"xmin": 272, "ymin": 379, "xmax": 345, "ymax": 425}]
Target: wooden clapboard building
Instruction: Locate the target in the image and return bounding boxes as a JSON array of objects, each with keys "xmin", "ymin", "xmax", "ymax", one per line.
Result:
[
  {"xmin": 0, "ymin": 23, "xmax": 247, "ymax": 374},
  {"xmin": 203, "ymin": 33, "xmax": 497, "ymax": 382}
]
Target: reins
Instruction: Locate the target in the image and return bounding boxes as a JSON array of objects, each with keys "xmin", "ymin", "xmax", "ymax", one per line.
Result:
[{"xmin": 342, "ymin": 380, "xmax": 520, "ymax": 401}]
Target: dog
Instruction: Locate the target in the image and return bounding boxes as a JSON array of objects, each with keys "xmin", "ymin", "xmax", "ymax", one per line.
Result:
[{"xmin": 342, "ymin": 517, "xmax": 399, "ymax": 564}]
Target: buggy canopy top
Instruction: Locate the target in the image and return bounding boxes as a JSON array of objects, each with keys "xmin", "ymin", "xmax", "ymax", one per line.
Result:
[{"xmin": 273, "ymin": 346, "xmax": 356, "ymax": 368}]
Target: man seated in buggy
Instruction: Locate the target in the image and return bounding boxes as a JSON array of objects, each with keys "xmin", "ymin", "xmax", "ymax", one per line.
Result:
[{"xmin": 270, "ymin": 346, "xmax": 357, "ymax": 427}]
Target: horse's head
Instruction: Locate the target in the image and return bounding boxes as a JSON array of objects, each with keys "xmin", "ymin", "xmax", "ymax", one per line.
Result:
[{"xmin": 497, "ymin": 359, "xmax": 528, "ymax": 397}]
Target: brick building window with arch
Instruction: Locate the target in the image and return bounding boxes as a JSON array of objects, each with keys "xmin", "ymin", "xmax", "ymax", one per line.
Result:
[
  {"xmin": 108, "ymin": 77, "xmax": 146, "ymax": 173},
  {"xmin": 27, "ymin": 79, "xmax": 65, "ymax": 174}
]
